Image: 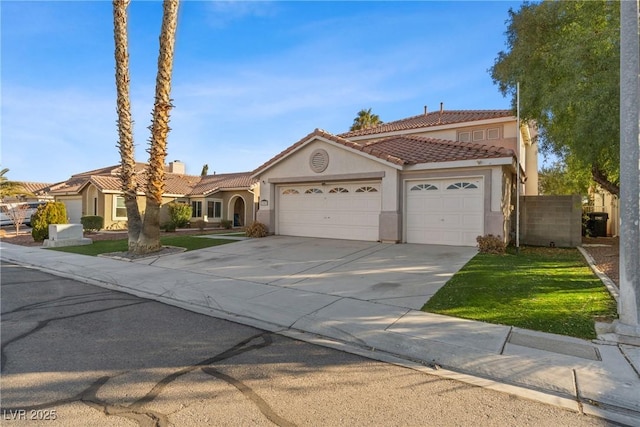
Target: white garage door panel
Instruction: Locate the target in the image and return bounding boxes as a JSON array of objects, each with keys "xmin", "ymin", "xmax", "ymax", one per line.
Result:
[
  {"xmin": 406, "ymin": 178, "xmax": 483, "ymax": 246},
  {"xmin": 278, "ymin": 182, "xmax": 381, "ymax": 241},
  {"xmin": 63, "ymin": 199, "xmax": 83, "ymax": 224}
]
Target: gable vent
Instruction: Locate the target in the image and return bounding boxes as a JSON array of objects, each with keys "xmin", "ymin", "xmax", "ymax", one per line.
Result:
[{"xmin": 309, "ymin": 149, "xmax": 329, "ymax": 173}]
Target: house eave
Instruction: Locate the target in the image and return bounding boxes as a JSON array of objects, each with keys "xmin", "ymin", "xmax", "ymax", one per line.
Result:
[
  {"xmin": 347, "ymin": 116, "xmax": 516, "ymax": 142},
  {"xmin": 403, "ymin": 156, "xmax": 515, "ymax": 171}
]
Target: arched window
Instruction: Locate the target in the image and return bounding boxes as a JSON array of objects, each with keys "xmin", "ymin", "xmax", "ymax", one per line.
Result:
[
  {"xmin": 355, "ymin": 186, "xmax": 378, "ymax": 193},
  {"xmin": 329, "ymin": 187, "xmax": 349, "ymax": 193},
  {"xmin": 282, "ymin": 189, "xmax": 299, "ymax": 195},
  {"xmin": 410, "ymin": 183, "xmax": 438, "ymax": 191},
  {"xmin": 304, "ymin": 188, "xmax": 323, "ymax": 194},
  {"xmin": 446, "ymin": 182, "xmax": 478, "ymax": 190}
]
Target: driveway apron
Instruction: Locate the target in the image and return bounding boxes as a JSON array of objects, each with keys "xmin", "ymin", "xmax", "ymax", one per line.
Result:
[{"xmin": 139, "ymin": 236, "xmax": 478, "ymax": 310}]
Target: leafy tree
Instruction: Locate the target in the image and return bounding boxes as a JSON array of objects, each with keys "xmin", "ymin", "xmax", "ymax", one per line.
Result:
[
  {"xmin": 491, "ymin": 1, "xmax": 620, "ymax": 195},
  {"xmin": 350, "ymin": 108, "xmax": 382, "ymax": 131},
  {"xmin": 112, "ymin": 0, "xmax": 180, "ymax": 255},
  {"xmin": 0, "ymin": 168, "xmax": 29, "ymax": 201},
  {"xmin": 538, "ymin": 158, "xmax": 591, "ymax": 196}
]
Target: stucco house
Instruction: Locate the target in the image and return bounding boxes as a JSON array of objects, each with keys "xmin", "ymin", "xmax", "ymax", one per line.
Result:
[
  {"xmin": 252, "ymin": 108, "xmax": 538, "ymax": 246},
  {"xmin": 47, "ymin": 161, "xmax": 258, "ymax": 229}
]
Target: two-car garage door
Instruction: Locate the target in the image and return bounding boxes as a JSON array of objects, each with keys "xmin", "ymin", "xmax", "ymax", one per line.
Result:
[
  {"xmin": 275, "ymin": 177, "xmax": 484, "ymax": 246},
  {"xmin": 406, "ymin": 178, "xmax": 484, "ymax": 246},
  {"xmin": 277, "ymin": 182, "xmax": 381, "ymax": 241}
]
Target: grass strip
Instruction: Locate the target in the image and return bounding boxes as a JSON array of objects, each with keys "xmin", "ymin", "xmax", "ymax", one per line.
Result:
[
  {"xmin": 422, "ymin": 246, "xmax": 617, "ymax": 339},
  {"xmin": 48, "ymin": 235, "xmax": 234, "ymax": 256}
]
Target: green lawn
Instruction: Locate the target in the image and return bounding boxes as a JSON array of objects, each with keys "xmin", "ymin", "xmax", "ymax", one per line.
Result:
[
  {"xmin": 48, "ymin": 235, "xmax": 234, "ymax": 256},
  {"xmin": 422, "ymin": 246, "xmax": 618, "ymax": 339}
]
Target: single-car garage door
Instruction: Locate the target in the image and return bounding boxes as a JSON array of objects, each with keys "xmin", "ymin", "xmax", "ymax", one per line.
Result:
[
  {"xmin": 277, "ymin": 182, "xmax": 381, "ymax": 241},
  {"xmin": 406, "ymin": 178, "xmax": 483, "ymax": 246},
  {"xmin": 62, "ymin": 198, "xmax": 83, "ymax": 224}
]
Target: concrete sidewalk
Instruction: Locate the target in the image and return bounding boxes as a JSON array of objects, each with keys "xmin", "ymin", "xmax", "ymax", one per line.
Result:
[{"xmin": 1, "ymin": 237, "xmax": 639, "ymax": 425}]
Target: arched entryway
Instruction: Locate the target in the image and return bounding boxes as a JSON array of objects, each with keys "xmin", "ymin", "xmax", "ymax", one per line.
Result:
[{"xmin": 231, "ymin": 196, "xmax": 246, "ymax": 227}]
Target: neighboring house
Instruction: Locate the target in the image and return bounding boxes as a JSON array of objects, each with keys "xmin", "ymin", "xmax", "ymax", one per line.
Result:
[
  {"xmin": 586, "ymin": 185, "xmax": 619, "ymax": 237},
  {"xmin": 48, "ymin": 161, "xmax": 258, "ymax": 229},
  {"xmin": 253, "ymin": 108, "xmax": 538, "ymax": 247},
  {"xmin": 1, "ymin": 182, "xmax": 54, "ymax": 203}
]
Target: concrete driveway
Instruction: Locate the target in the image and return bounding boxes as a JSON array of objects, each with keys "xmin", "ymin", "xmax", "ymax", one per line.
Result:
[{"xmin": 139, "ymin": 236, "xmax": 478, "ymax": 310}]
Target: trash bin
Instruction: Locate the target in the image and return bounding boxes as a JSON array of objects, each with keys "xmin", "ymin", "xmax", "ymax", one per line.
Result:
[{"xmin": 587, "ymin": 212, "xmax": 608, "ymax": 237}]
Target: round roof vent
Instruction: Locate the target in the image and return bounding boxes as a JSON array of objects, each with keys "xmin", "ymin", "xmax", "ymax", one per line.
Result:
[{"xmin": 309, "ymin": 149, "xmax": 329, "ymax": 173}]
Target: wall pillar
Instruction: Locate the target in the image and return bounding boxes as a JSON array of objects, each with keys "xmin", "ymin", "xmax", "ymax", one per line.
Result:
[{"xmin": 615, "ymin": 0, "xmax": 640, "ymax": 343}]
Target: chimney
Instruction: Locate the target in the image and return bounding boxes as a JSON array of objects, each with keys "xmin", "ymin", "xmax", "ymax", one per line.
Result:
[
  {"xmin": 440, "ymin": 102, "xmax": 444, "ymax": 114},
  {"xmin": 424, "ymin": 105, "xmax": 428, "ymax": 115},
  {"xmin": 169, "ymin": 160, "xmax": 185, "ymax": 175}
]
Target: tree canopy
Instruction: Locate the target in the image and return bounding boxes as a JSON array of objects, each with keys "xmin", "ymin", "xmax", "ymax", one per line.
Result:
[
  {"xmin": 491, "ymin": 1, "xmax": 620, "ymax": 195},
  {"xmin": 350, "ymin": 108, "xmax": 382, "ymax": 131}
]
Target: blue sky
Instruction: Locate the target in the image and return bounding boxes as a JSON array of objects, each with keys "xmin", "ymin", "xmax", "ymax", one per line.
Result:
[{"xmin": 1, "ymin": 0, "xmax": 524, "ymax": 183}]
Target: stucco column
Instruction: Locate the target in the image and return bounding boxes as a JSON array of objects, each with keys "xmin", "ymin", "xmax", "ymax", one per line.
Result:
[{"xmin": 615, "ymin": 0, "xmax": 640, "ymax": 343}]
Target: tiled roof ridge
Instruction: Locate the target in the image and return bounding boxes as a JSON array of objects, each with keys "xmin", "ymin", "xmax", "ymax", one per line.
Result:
[
  {"xmin": 338, "ymin": 109, "xmax": 514, "ymax": 138},
  {"xmin": 368, "ymin": 134, "xmax": 516, "ymax": 157}
]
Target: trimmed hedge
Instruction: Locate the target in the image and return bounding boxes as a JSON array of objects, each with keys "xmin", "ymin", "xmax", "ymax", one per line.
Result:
[{"xmin": 81, "ymin": 216, "xmax": 104, "ymax": 232}]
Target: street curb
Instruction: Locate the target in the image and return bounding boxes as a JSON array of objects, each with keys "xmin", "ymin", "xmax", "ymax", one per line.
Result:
[{"xmin": 578, "ymin": 246, "xmax": 619, "ymax": 302}]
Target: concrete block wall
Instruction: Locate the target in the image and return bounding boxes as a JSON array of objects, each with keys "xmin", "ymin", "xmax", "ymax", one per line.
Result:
[{"xmin": 519, "ymin": 195, "xmax": 582, "ymax": 247}]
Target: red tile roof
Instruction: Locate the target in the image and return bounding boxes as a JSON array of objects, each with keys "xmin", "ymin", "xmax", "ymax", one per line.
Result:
[
  {"xmin": 361, "ymin": 135, "xmax": 515, "ymax": 165},
  {"xmin": 17, "ymin": 182, "xmax": 54, "ymax": 195},
  {"xmin": 50, "ymin": 164, "xmax": 255, "ymax": 197},
  {"xmin": 253, "ymin": 127, "xmax": 515, "ymax": 175},
  {"xmin": 339, "ymin": 109, "xmax": 514, "ymax": 138}
]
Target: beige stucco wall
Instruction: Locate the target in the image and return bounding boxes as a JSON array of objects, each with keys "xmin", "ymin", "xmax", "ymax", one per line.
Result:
[
  {"xmin": 255, "ymin": 137, "xmax": 400, "ymax": 240},
  {"xmin": 193, "ymin": 190, "xmax": 258, "ymax": 227}
]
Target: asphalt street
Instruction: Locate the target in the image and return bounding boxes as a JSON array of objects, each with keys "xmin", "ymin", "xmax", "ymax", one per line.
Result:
[{"xmin": 1, "ymin": 261, "xmax": 616, "ymax": 426}]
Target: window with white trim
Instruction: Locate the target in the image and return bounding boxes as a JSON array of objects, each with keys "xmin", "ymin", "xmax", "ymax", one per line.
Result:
[
  {"xmin": 458, "ymin": 131, "xmax": 471, "ymax": 142},
  {"xmin": 305, "ymin": 188, "xmax": 323, "ymax": 194},
  {"xmin": 487, "ymin": 127, "xmax": 500, "ymax": 139},
  {"xmin": 114, "ymin": 196, "xmax": 127, "ymax": 219},
  {"xmin": 207, "ymin": 200, "xmax": 222, "ymax": 219},
  {"xmin": 473, "ymin": 130, "xmax": 485, "ymax": 141},
  {"xmin": 191, "ymin": 201, "xmax": 202, "ymax": 218},
  {"xmin": 282, "ymin": 189, "xmax": 299, "ymax": 195}
]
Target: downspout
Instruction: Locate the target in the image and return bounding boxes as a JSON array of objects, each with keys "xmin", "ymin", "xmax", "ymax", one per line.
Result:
[{"xmin": 516, "ymin": 82, "xmax": 521, "ymax": 253}]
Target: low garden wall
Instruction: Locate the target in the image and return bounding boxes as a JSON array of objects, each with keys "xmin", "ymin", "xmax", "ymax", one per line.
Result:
[{"xmin": 519, "ymin": 195, "xmax": 582, "ymax": 248}]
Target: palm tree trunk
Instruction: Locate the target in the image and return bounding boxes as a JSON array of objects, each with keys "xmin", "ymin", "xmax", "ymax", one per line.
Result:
[
  {"xmin": 113, "ymin": 0, "xmax": 142, "ymax": 251},
  {"xmin": 135, "ymin": 0, "xmax": 180, "ymax": 254}
]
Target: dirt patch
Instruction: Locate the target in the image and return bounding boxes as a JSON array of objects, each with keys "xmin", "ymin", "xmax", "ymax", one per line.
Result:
[{"xmin": 581, "ymin": 236, "xmax": 619, "ymax": 286}]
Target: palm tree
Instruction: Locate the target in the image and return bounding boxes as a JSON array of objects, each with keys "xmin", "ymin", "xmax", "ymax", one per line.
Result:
[
  {"xmin": 349, "ymin": 108, "xmax": 382, "ymax": 131},
  {"xmin": 113, "ymin": 0, "xmax": 142, "ymax": 251},
  {"xmin": 0, "ymin": 168, "xmax": 28, "ymax": 201},
  {"xmin": 135, "ymin": 0, "xmax": 180, "ymax": 254}
]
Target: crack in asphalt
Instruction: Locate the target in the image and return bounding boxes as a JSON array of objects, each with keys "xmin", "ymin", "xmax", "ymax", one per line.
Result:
[
  {"xmin": 1, "ymin": 332, "xmax": 297, "ymax": 427},
  {"xmin": 1, "ymin": 301, "xmax": 149, "ymax": 372},
  {"xmin": 202, "ymin": 367, "xmax": 297, "ymax": 427},
  {"xmin": 1, "ymin": 292, "xmax": 138, "ymax": 315}
]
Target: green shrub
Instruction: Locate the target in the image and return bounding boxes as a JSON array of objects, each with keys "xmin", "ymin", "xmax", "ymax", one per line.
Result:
[
  {"xmin": 476, "ymin": 234, "xmax": 506, "ymax": 254},
  {"xmin": 245, "ymin": 221, "xmax": 268, "ymax": 238},
  {"xmin": 220, "ymin": 219, "xmax": 233, "ymax": 229},
  {"xmin": 167, "ymin": 202, "xmax": 191, "ymax": 228},
  {"xmin": 31, "ymin": 202, "xmax": 68, "ymax": 242},
  {"xmin": 81, "ymin": 215, "xmax": 104, "ymax": 232}
]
